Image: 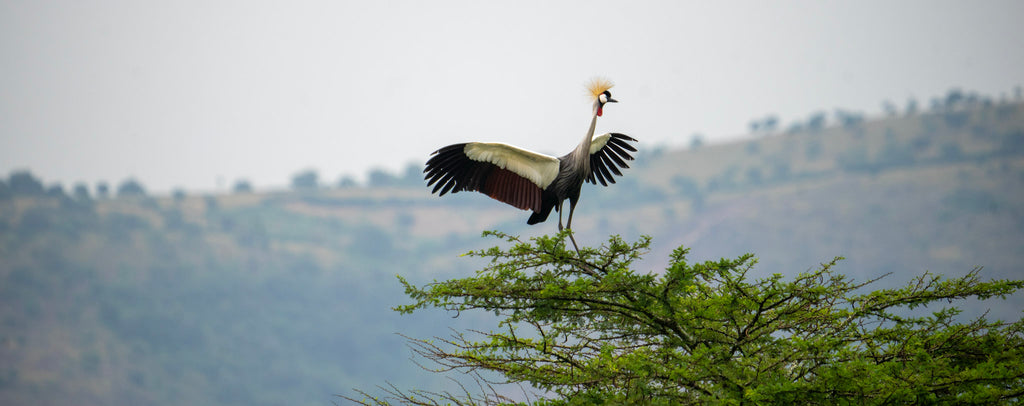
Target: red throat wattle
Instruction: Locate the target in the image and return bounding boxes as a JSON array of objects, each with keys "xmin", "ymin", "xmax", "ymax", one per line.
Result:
[{"xmin": 597, "ymin": 107, "xmax": 603, "ymax": 117}]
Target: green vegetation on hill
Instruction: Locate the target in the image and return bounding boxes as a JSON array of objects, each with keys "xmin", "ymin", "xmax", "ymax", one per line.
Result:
[
  {"xmin": 1, "ymin": 98, "xmax": 1022, "ymax": 405},
  {"xmin": 0, "ymin": 190, "xmax": 497, "ymax": 405}
]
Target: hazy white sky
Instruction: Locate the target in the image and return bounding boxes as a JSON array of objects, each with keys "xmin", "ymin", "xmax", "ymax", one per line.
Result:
[{"xmin": 2, "ymin": 1, "xmax": 1022, "ymax": 193}]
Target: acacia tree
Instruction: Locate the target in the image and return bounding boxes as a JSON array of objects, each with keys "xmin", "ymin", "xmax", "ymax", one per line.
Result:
[{"xmin": 346, "ymin": 231, "xmax": 1024, "ymax": 405}]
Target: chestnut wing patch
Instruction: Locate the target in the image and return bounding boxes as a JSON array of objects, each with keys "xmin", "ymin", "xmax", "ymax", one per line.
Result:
[{"xmin": 424, "ymin": 142, "xmax": 559, "ymax": 212}]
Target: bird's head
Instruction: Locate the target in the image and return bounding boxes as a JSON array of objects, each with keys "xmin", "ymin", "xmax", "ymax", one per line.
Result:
[{"xmin": 586, "ymin": 77, "xmax": 618, "ymax": 117}]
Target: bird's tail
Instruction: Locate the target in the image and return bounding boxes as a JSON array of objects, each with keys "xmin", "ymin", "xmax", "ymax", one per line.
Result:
[{"xmin": 527, "ymin": 204, "xmax": 554, "ymax": 225}]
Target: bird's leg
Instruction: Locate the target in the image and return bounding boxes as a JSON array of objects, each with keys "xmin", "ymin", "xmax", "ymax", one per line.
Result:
[
  {"xmin": 556, "ymin": 202, "xmax": 565, "ymax": 231},
  {"xmin": 565, "ymin": 202, "xmax": 576, "ymax": 231},
  {"xmin": 566, "ymin": 203, "xmax": 581, "ymax": 255},
  {"xmin": 567, "ymin": 232, "xmax": 581, "ymax": 255}
]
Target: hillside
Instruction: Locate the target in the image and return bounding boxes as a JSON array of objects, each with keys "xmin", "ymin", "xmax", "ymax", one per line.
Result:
[{"xmin": 1, "ymin": 100, "xmax": 1023, "ymax": 405}]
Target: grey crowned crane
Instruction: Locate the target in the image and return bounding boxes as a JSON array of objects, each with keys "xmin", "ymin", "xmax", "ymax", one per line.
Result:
[{"xmin": 423, "ymin": 78, "xmax": 637, "ymax": 244}]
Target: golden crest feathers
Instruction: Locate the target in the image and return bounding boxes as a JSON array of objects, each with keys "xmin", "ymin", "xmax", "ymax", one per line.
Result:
[{"xmin": 585, "ymin": 77, "xmax": 615, "ymax": 100}]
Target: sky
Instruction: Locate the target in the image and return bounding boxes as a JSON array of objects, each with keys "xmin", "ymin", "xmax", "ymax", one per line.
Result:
[{"xmin": 1, "ymin": 1, "xmax": 1022, "ymax": 194}]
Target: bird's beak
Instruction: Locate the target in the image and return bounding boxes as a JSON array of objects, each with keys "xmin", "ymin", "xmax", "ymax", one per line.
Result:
[{"xmin": 607, "ymin": 98, "xmax": 618, "ymax": 103}]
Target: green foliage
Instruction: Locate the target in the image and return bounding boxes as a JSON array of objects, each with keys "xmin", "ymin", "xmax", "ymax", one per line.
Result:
[
  {"xmin": 807, "ymin": 111, "xmax": 827, "ymax": 132},
  {"xmin": 96, "ymin": 181, "xmax": 109, "ymax": 198},
  {"xmin": 876, "ymin": 138, "xmax": 916, "ymax": 168},
  {"xmin": 705, "ymin": 165, "xmax": 738, "ymax": 192},
  {"xmin": 354, "ymin": 232, "xmax": 1024, "ymax": 405},
  {"xmin": 368, "ymin": 168, "xmax": 400, "ymax": 187},
  {"xmin": 8, "ymin": 170, "xmax": 45, "ymax": 196},
  {"xmin": 291, "ymin": 169, "xmax": 320, "ymax": 190},
  {"xmin": 671, "ymin": 175, "xmax": 701, "ymax": 198},
  {"xmin": 72, "ymin": 182, "xmax": 91, "ymax": 201},
  {"xmin": 232, "ymin": 179, "xmax": 254, "ymax": 193},
  {"xmin": 1002, "ymin": 129, "xmax": 1024, "ymax": 156},
  {"xmin": 938, "ymin": 141, "xmax": 965, "ymax": 161},
  {"xmin": 116, "ymin": 178, "xmax": 147, "ymax": 197},
  {"xmin": 804, "ymin": 138, "xmax": 823, "ymax": 161},
  {"xmin": 836, "ymin": 145, "xmax": 873, "ymax": 174},
  {"xmin": 689, "ymin": 134, "xmax": 704, "ymax": 149},
  {"xmin": 745, "ymin": 167, "xmax": 763, "ymax": 185}
]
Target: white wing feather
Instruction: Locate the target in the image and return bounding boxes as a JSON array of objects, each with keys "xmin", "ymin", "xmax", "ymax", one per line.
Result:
[
  {"xmin": 589, "ymin": 133, "xmax": 612, "ymax": 154},
  {"xmin": 464, "ymin": 143, "xmax": 560, "ymax": 188}
]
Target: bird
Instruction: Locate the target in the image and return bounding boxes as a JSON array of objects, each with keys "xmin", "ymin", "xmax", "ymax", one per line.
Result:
[{"xmin": 423, "ymin": 78, "xmax": 637, "ymax": 244}]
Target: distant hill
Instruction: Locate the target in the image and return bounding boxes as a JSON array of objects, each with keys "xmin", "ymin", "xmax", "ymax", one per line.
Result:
[{"xmin": 1, "ymin": 100, "xmax": 1022, "ymax": 406}]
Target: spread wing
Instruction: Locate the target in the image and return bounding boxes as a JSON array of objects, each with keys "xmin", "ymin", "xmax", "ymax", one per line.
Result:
[
  {"xmin": 424, "ymin": 142, "xmax": 560, "ymax": 212},
  {"xmin": 586, "ymin": 133, "xmax": 638, "ymax": 186}
]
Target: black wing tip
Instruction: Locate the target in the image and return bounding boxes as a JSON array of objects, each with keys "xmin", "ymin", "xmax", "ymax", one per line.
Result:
[
  {"xmin": 424, "ymin": 143, "xmax": 473, "ymax": 195},
  {"xmin": 610, "ymin": 132, "xmax": 637, "ymax": 141},
  {"xmin": 587, "ymin": 133, "xmax": 637, "ymax": 186}
]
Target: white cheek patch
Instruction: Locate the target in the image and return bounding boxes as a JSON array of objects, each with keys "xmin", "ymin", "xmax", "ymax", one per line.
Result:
[{"xmin": 599, "ymin": 93, "xmax": 608, "ymax": 104}]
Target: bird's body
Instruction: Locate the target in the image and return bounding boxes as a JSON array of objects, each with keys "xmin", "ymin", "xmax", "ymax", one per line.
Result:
[{"xmin": 424, "ymin": 78, "xmax": 636, "ymax": 233}]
